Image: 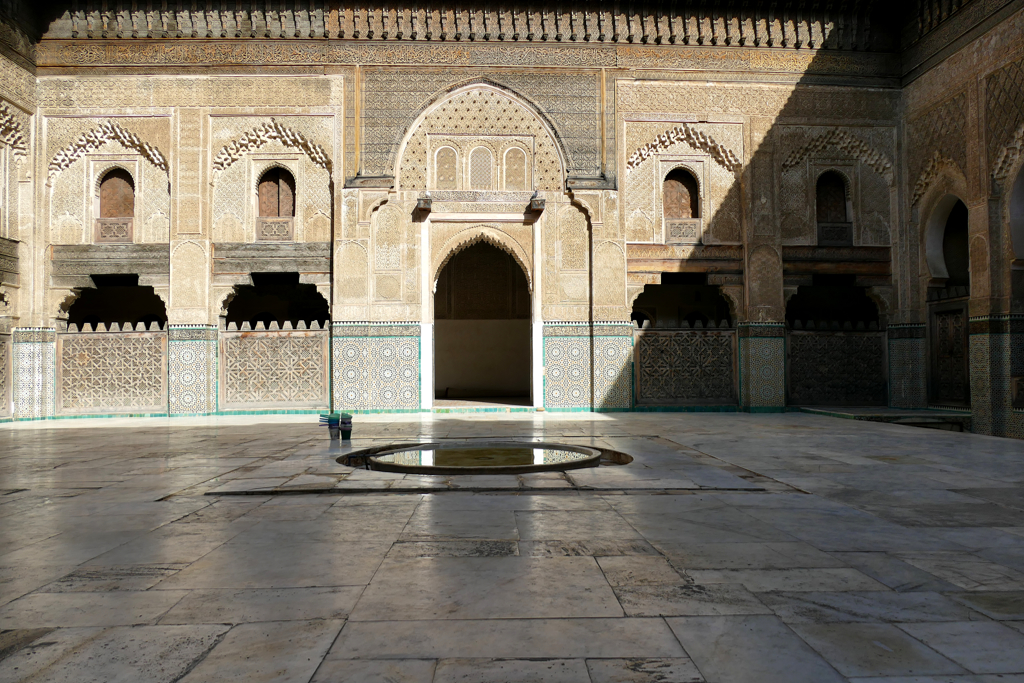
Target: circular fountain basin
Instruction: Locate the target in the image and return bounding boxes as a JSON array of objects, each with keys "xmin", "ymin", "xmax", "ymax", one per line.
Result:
[{"xmin": 362, "ymin": 441, "xmax": 602, "ymax": 475}]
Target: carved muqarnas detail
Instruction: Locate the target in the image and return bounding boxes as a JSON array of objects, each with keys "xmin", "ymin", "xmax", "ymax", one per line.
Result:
[
  {"xmin": 626, "ymin": 124, "xmax": 741, "ymax": 175},
  {"xmin": 0, "ymin": 104, "xmax": 28, "ymax": 159},
  {"xmin": 782, "ymin": 129, "xmax": 893, "ymax": 184},
  {"xmin": 48, "ymin": 121, "xmax": 168, "ymax": 183},
  {"xmin": 912, "ymin": 151, "xmax": 959, "ymax": 206},
  {"xmin": 993, "ymin": 122, "xmax": 1024, "ymax": 186},
  {"xmin": 213, "ymin": 119, "xmax": 332, "ymax": 173}
]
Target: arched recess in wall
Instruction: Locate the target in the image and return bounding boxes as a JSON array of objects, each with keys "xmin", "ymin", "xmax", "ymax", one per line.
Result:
[
  {"xmin": 924, "ymin": 194, "xmax": 970, "ymax": 284},
  {"xmin": 1010, "ymin": 166, "xmax": 1024, "ymax": 262},
  {"xmin": 395, "ymin": 82, "xmax": 568, "ymax": 191},
  {"xmin": 432, "ymin": 226, "xmax": 533, "ymax": 295},
  {"xmin": 433, "ymin": 240, "xmax": 531, "ymax": 404}
]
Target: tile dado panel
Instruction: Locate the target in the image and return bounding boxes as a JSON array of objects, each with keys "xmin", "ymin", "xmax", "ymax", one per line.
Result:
[
  {"xmin": 220, "ymin": 330, "xmax": 329, "ymax": 410},
  {"xmin": 888, "ymin": 325, "xmax": 927, "ymax": 409},
  {"xmin": 332, "ymin": 323, "xmax": 420, "ymax": 412},
  {"xmin": 12, "ymin": 329, "xmax": 56, "ymax": 420},
  {"xmin": 57, "ymin": 331, "xmax": 167, "ymax": 414},
  {"xmin": 544, "ymin": 324, "xmax": 632, "ymax": 411},
  {"xmin": 0, "ymin": 333, "xmax": 9, "ymax": 417},
  {"xmin": 738, "ymin": 324, "xmax": 786, "ymax": 412},
  {"xmin": 635, "ymin": 330, "xmax": 736, "ymax": 405},
  {"xmin": 787, "ymin": 331, "xmax": 886, "ymax": 406},
  {"xmin": 168, "ymin": 326, "xmax": 218, "ymax": 415}
]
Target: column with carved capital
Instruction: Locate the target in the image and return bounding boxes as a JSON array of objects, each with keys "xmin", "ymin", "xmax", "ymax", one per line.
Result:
[{"xmin": 11, "ymin": 328, "xmax": 56, "ymax": 419}]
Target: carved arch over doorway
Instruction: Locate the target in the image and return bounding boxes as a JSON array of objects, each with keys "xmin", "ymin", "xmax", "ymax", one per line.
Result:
[{"xmin": 432, "ymin": 224, "xmax": 533, "ymax": 294}]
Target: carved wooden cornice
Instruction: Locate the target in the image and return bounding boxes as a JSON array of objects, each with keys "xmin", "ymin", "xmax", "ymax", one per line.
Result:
[{"xmin": 41, "ymin": 3, "xmax": 893, "ymax": 52}]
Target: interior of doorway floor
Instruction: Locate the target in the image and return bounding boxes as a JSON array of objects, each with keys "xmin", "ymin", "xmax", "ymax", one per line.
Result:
[{"xmin": 433, "ymin": 396, "xmax": 532, "ymax": 408}]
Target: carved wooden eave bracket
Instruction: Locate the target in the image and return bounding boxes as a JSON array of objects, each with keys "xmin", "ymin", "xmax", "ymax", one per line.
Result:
[
  {"xmin": 911, "ymin": 150, "xmax": 960, "ymax": 206},
  {"xmin": 626, "ymin": 124, "xmax": 742, "ymax": 176},
  {"xmin": 992, "ymin": 121, "xmax": 1024, "ymax": 190},
  {"xmin": 0, "ymin": 104, "xmax": 28, "ymax": 161},
  {"xmin": 781, "ymin": 128, "xmax": 894, "ymax": 185},
  {"xmin": 47, "ymin": 120, "xmax": 169, "ymax": 185},
  {"xmin": 212, "ymin": 118, "xmax": 332, "ymax": 175}
]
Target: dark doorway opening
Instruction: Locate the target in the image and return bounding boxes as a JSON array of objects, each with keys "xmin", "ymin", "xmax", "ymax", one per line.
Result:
[
  {"xmin": 67, "ymin": 274, "xmax": 167, "ymax": 331},
  {"xmin": 224, "ymin": 272, "xmax": 329, "ymax": 329},
  {"xmin": 434, "ymin": 242, "xmax": 531, "ymax": 406},
  {"xmin": 930, "ymin": 199, "xmax": 970, "ymax": 406}
]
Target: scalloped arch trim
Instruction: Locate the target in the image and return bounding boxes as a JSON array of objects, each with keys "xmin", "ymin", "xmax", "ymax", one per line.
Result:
[
  {"xmin": 0, "ymin": 104, "xmax": 27, "ymax": 159},
  {"xmin": 433, "ymin": 226, "xmax": 532, "ymax": 292},
  {"xmin": 781, "ymin": 128, "xmax": 893, "ymax": 184},
  {"xmin": 626, "ymin": 124, "xmax": 742, "ymax": 175},
  {"xmin": 48, "ymin": 120, "xmax": 168, "ymax": 183},
  {"xmin": 212, "ymin": 119, "xmax": 332, "ymax": 174}
]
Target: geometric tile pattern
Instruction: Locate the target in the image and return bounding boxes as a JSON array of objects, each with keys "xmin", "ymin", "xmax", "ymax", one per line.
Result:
[
  {"xmin": 544, "ymin": 326, "xmax": 592, "ymax": 410},
  {"xmin": 0, "ymin": 334, "xmax": 8, "ymax": 417},
  {"xmin": 595, "ymin": 334, "xmax": 633, "ymax": 410},
  {"xmin": 888, "ymin": 328, "xmax": 927, "ymax": 409},
  {"xmin": 970, "ymin": 333, "xmax": 991, "ymax": 434},
  {"xmin": 12, "ymin": 328, "xmax": 56, "ymax": 419},
  {"xmin": 544, "ymin": 324, "xmax": 633, "ymax": 411},
  {"xmin": 332, "ymin": 324, "xmax": 420, "ymax": 411},
  {"xmin": 57, "ymin": 333, "xmax": 166, "ymax": 413},
  {"xmin": 636, "ymin": 331, "xmax": 734, "ymax": 404},
  {"xmin": 222, "ymin": 332, "xmax": 328, "ymax": 408},
  {"xmin": 738, "ymin": 329, "xmax": 785, "ymax": 410},
  {"xmin": 788, "ymin": 332, "xmax": 886, "ymax": 406},
  {"xmin": 168, "ymin": 326, "xmax": 217, "ymax": 416}
]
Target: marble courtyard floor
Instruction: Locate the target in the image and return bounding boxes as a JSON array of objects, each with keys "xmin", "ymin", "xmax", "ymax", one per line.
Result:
[{"xmin": 2, "ymin": 413, "xmax": 1024, "ymax": 682}]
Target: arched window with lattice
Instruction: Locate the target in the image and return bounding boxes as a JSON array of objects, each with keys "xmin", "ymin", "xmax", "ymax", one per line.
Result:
[
  {"xmin": 504, "ymin": 147, "xmax": 530, "ymax": 191},
  {"xmin": 256, "ymin": 167, "xmax": 296, "ymax": 241},
  {"xmin": 816, "ymin": 171, "xmax": 852, "ymax": 246},
  {"xmin": 662, "ymin": 168, "xmax": 700, "ymax": 244},
  {"xmin": 435, "ymin": 147, "xmax": 458, "ymax": 190},
  {"xmin": 469, "ymin": 147, "xmax": 492, "ymax": 190},
  {"xmin": 95, "ymin": 168, "xmax": 135, "ymax": 243}
]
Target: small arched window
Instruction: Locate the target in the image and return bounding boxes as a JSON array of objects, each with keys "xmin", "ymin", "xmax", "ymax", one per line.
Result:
[
  {"xmin": 816, "ymin": 171, "xmax": 852, "ymax": 245},
  {"xmin": 436, "ymin": 147, "xmax": 458, "ymax": 190},
  {"xmin": 469, "ymin": 147, "xmax": 492, "ymax": 190},
  {"xmin": 95, "ymin": 169, "xmax": 135, "ymax": 243},
  {"xmin": 258, "ymin": 168, "xmax": 296, "ymax": 218},
  {"xmin": 504, "ymin": 147, "xmax": 529, "ymax": 191},
  {"xmin": 816, "ymin": 171, "xmax": 849, "ymax": 223},
  {"xmin": 663, "ymin": 168, "xmax": 699, "ymax": 220},
  {"xmin": 100, "ymin": 169, "xmax": 134, "ymax": 218}
]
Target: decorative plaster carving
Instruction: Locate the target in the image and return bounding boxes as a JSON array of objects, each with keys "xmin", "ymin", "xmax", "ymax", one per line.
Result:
[
  {"xmin": 626, "ymin": 124, "xmax": 741, "ymax": 175},
  {"xmin": 0, "ymin": 103, "xmax": 28, "ymax": 159},
  {"xmin": 912, "ymin": 151, "xmax": 961, "ymax": 206},
  {"xmin": 993, "ymin": 121, "xmax": 1024, "ymax": 186},
  {"xmin": 432, "ymin": 224, "xmax": 532, "ymax": 290},
  {"xmin": 212, "ymin": 118, "xmax": 332, "ymax": 174},
  {"xmin": 48, "ymin": 120, "xmax": 168, "ymax": 183},
  {"xmin": 781, "ymin": 128, "xmax": 894, "ymax": 184}
]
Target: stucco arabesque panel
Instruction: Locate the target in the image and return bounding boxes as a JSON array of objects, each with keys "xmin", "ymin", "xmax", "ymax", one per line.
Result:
[{"xmin": 397, "ymin": 88, "xmax": 564, "ymax": 193}]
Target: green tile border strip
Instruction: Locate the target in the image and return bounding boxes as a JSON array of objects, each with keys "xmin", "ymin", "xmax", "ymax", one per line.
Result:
[{"xmin": 633, "ymin": 405, "xmax": 740, "ymax": 412}]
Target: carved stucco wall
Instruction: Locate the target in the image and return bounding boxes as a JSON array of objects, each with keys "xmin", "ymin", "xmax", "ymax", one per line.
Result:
[
  {"xmin": 210, "ymin": 115, "xmax": 334, "ymax": 243},
  {"xmin": 368, "ymin": 71, "xmax": 597, "ymax": 181},
  {"xmin": 44, "ymin": 116, "xmax": 172, "ymax": 246}
]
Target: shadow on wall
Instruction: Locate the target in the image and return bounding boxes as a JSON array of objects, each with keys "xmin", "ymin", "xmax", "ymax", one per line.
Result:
[
  {"xmin": 224, "ymin": 272, "xmax": 329, "ymax": 329},
  {"xmin": 67, "ymin": 274, "xmax": 167, "ymax": 330},
  {"xmin": 604, "ymin": 11, "xmax": 898, "ymax": 411}
]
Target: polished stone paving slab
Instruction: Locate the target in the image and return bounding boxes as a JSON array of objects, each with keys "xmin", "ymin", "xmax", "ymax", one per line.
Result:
[{"xmin": 1, "ymin": 412, "xmax": 1024, "ymax": 681}]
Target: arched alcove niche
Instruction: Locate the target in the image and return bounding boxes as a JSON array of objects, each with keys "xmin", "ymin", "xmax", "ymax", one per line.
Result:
[
  {"xmin": 396, "ymin": 83, "xmax": 567, "ymax": 192},
  {"xmin": 1010, "ymin": 166, "xmax": 1024, "ymax": 262},
  {"xmin": 925, "ymin": 193, "xmax": 971, "ymax": 285},
  {"xmin": 433, "ymin": 240, "xmax": 531, "ymax": 406}
]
